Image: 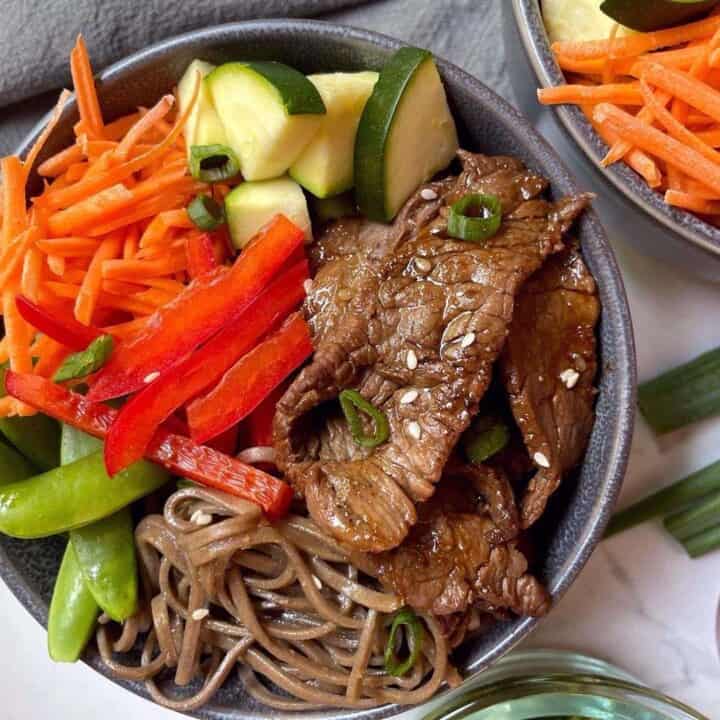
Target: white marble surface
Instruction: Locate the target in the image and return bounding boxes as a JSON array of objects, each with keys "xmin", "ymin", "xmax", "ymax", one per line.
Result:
[{"xmin": 2, "ymin": 2, "xmax": 720, "ymax": 717}]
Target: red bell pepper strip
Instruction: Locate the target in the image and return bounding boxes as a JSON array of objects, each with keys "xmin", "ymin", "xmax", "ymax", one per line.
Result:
[
  {"xmin": 16, "ymin": 295, "xmax": 105, "ymax": 351},
  {"xmin": 186, "ymin": 232, "xmax": 217, "ymax": 279},
  {"xmin": 188, "ymin": 312, "xmax": 313, "ymax": 444},
  {"xmin": 247, "ymin": 382, "xmax": 289, "ymax": 447},
  {"xmin": 88, "ymin": 214, "xmax": 305, "ymax": 402},
  {"xmin": 4, "ymin": 371, "xmax": 293, "ymax": 519},
  {"xmin": 103, "ymin": 259, "xmax": 308, "ymax": 475}
]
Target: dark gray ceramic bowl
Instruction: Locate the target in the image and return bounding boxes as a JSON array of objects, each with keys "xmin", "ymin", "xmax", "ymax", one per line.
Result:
[
  {"xmin": 3, "ymin": 19, "xmax": 636, "ymax": 720},
  {"xmin": 505, "ymin": 0, "xmax": 720, "ymax": 280}
]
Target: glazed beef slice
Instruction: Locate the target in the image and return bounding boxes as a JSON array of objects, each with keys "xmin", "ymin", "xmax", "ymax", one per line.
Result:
[
  {"xmin": 274, "ymin": 151, "xmax": 590, "ymax": 552},
  {"xmin": 501, "ymin": 245, "xmax": 600, "ymax": 527},
  {"xmin": 360, "ymin": 476, "xmax": 550, "ymax": 618}
]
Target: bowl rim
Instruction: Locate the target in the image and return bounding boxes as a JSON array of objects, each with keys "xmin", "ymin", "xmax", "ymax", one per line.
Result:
[
  {"xmin": 4, "ymin": 17, "xmax": 636, "ymax": 720},
  {"xmin": 511, "ymin": 0, "xmax": 720, "ymax": 262}
]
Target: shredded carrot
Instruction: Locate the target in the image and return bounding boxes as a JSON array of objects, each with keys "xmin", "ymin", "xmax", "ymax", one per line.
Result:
[
  {"xmin": 101, "ymin": 253, "xmax": 187, "ymax": 281},
  {"xmin": 36, "ymin": 236, "xmax": 100, "ymax": 256},
  {"xmin": 103, "ymin": 112, "xmax": 143, "ymax": 141},
  {"xmin": 123, "ymin": 225, "xmax": 139, "ymax": 259},
  {"xmin": 21, "ymin": 246, "xmax": 43, "ymax": 302},
  {"xmin": 0, "ymin": 228, "xmax": 37, "ymax": 292},
  {"xmin": 1, "ymin": 156, "xmax": 27, "ymax": 248},
  {"xmin": 3, "ymin": 290, "xmax": 33, "ymax": 373},
  {"xmin": 594, "ymin": 103, "xmax": 720, "ymax": 195},
  {"xmin": 538, "ymin": 82, "xmax": 643, "ymax": 106},
  {"xmin": 70, "ymin": 36, "xmax": 104, "ymax": 139},
  {"xmin": 46, "ymin": 254, "xmax": 67, "ymax": 277},
  {"xmin": 665, "ymin": 188, "xmax": 720, "ymax": 213},
  {"xmin": 115, "ymin": 95, "xmax": 175, "ymax": 161},
  {"xmin": 552, "ymin": 15, "xmax": 720, "ymax": 61},
  {"xmin": 74, "ymin": 232, "xmax": 123, "ymax": 325}
]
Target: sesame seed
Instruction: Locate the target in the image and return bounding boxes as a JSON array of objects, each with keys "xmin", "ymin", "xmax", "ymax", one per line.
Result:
[
  {"xmin": 406, "ymin": 349, "xmax": 418, "ymax": 370},
  {"xmin": 461, "ymin": 332, "xmax": 476, "ymax": 348},
  {"xmin": 191, "ymin": 608, "xmax": 209, "ymax": 621},
  {"xmin": 190, "ymin": 510, "xmax": 212, "ymax": 526},
  {"xmin": 400, "ymin": 389, "xmax": 419, "ymax": 404},
  {"xmin": 407, "ymin": 421, "xmax": 422, "ymax": 440},
  {"xmin": 414, "ymin": 257, "xmax": 432, "ymax": 273},
  {"xmin": 312, "ymin": 575, "xmax": 322, "ymax": 589},
  {"xmin": 303, "ymin": 279, "xmax": 313, "ymax": 294},
  {"xmin": 143, "ymin": 371, "xmax": 160, "ymax": 384},
  {"xmin": 559, "ymin": 368, "xmax": 580, "ymax": 389},
  {"xmin": 533, "ymin": 452, "xmax": 550, "ymax": 468},
  {"xmin": 420, "ymin": 188, "xmax": 438, "ymax": 201}
]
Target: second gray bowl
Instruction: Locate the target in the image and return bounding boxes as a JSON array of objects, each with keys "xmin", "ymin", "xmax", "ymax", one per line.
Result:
[{"xmin": 506, "ymin": 0, "xmax": 720, "ymax": 280}]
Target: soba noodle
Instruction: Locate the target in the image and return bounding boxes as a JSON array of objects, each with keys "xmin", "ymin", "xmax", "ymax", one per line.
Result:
[{"xmin": 97, "ymin": 484, "xmax": 452, "ymax": 711}]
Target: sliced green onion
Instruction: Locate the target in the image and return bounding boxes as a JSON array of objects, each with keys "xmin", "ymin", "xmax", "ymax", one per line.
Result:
[
  {"xmin": 638, "ymin": 346, "xmax": 720, "ymax": 435},
  {"xmin": 188, "ymin": 194, "xmax": 225, "ymax": 231},
  {"xmin": 189, "ymin": 144, "xmax": 240, "ymax": 183},
  {"xmin": 339, "ymin": 389, "xmax": 389, "ymax": 448},
  {"xmin": 665, "ymin": 489, "xmax": 720, "ymax": 542},
  {"xmin": 462, "ymin": 416, "xmax": 509, "ymax": 465},
  {"xmin": 384, "ymin": 608, "xmax": 424, "ymax": 677},
  {"xmin": 681, "ymin": 524, "xmax": 720, "ymax": 559},
  {"xmin": 53, "ymin": 335, "xmax": 114, "ymax": 383},
  {"xmin": 447, "ymin": 193, "xmax": 502, "ymax": 243},
  {"xmin": 604, "ymin": 459, "xmax": 720, "ymax": 538}
]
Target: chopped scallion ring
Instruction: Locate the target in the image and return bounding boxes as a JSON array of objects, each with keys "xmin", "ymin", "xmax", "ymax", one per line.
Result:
[
  {"xmin": 339, "ymin": 389, "xmax": 389, "ymax": 448},
  {"xmin": 189, "ymin": 144, "xmax": 240, "ymax": 183},
  {"xmin": 462, "ymin": 415, "xmax": 509, "ymax": 465},
  {"xmin": 384, "ymin": 608, "xmax": 424, "ymax": 677},
  {"xmin": 448, "ymin": 193, "xmax": 502, "ymax": 243},
  {"xmin": 188, "ymin": 194, "xmax": 225, "ymax": 231}
]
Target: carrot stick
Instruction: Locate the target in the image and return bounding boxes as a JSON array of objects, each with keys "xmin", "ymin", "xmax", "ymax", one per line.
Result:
[
  {"xmin": 45, "ymin": 281, "xmax": 79, "ymax": 299},
  {"xmin": 101, "ymin": 279, "xmax": 145, "ymax": 295},
  {"xmin": 21, "ymin": 246, "xmax": 43, "ymax": 302},
  {"xmin": 538, "ymin": 82, "xmax": 644, "ymax": 106},
  {"xmin": 139, "ymin": 277, "xmax": 187, "ymax": 293},
  {"xmin": 582, "ymin": 105, "xmax": 662, "ymax": 188},
  {"xmin": 134, "ymin": 287, "xmax": 179, "ymax": 307},
  {"xmin": 552, "ymin": 15, "xmax": 720, "ymax": 60},
  {"xmin": 639, "ymin": 75, "xmax": 720, "ymax": 165},
  {"xmin": 123, "ymin": 225, "xmax": 139, "ymax": 259},
  {"xmin": 98, "ymin": 290, "xmax": 156, "ymax": 316},
  {"xmin": 139, "ymin": 208, "xmax": 192, "ymax": 247},
  {"xmin": 74, "ymin": 232, "xmax": 123, "ymax": 325},
  {"xmin": 0, "ymin": 228, "xmax": 37, "ymax": 292},
  {"xmin": 696, "ymin": 127, "xmax": 720, "ymax": 146},
  {"xmin": 100, "ymin": 253, "xmax": 187, "ymax": 281},
  {"xmin": 115, "ymin": 95, "xmax": 174, "ymax": 160},
  {"xmin": 3, "ymin": 290, "xmax": 33, "ymax": 373},
  {"xmin": 594, "ymin": 102, "xmax": 720, "ymax": 195},
  {"xmin": 36, "ymin": 236, "xmax": 100, "ymax": 254},
  {"xmin": 22, "ymin": 90, "xmax": 72, "ymax": 178},
  {"xmin": 38, "ymin": 135, "xmax": 84, "ymax": 179},
  {"xmin": 47, "ymin": 164, "xmax": 189, "ymax": 236},
  {"xmin": 86, "ymin": 186, "xmax": 199, "ymax": 237},
  {"xmin": 1, "ymin": 156, "xmax": 27, "ymax": 249},
  {"xmin": 636, "ymin": 62, "xmax": 720, "ymax": 123},
  {"xmin": 40, "ymin": 74, "xmax": 199, "ymax": 211},
  {"xmin": 70, "ymin": 35, "xmax": 104, "ymax": 139},
  {"xmin": 103, "ymin": 111, "xmax": 143, "ymax": 141},
  {"xmin": 665, "ymin": 188, "xmax": 720, "ymax": 213}
]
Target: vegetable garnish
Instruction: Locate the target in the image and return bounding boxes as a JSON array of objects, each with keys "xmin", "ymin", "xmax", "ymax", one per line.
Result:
[
  {"xmin": 682, "ymin": 524, "xmax": 720, "ymax": 558},
  {"xmin": 462, "ymin": 416, "xmax": 510, "ymax": 465},
  {"xmin": 53, "ymin": 335, "xmax": 114, "ymax": 383},
  {"xmin": 638, "ymin": 346, "xmax": 720, "ymax": 434},
  {"xmin": 188, "ymin": 194, "xmax": 225, "ymax": 231},
  {"xmin": 104, "ymin": 260, "xmax": 308, "ymax": 474},
  {"xmin": 15, "ymin": 295, "xmax": 105, "ymax": 351},
  {"xmin": 605, "ymin": 458, "xmax": 720, "ymax": 536},
  {"xmin": 537, "ymin": 14, "xmax": 720, "ymax": 215},
  {"xmin": 339, "ymin": 389, "xmax": 390, "ymax": 448},
  {"xmin": 185, "ymin": 232, "xmax": 219, "ymax": 278},
  {"xmin": 665, "ymin": 489, "xmax": 720, "ymax": 541},
  {"xmin": 189, "ymin": 144, "xmax": 241, "ymax": 183},
  {"xmin": 384, "ymin": 608, "xmax": 424, "ymax": 677},
  {"xmin": 87, "ymin": 215, "xmax": 305, "ymax": 402},
  {"xmin": 448, "ymin": 194, "xmax": 502, "ymax": 243},
  {"xmin": 187, "ymin": 312, "xmax": 313, "ymax": 443},
  {"xmin": 4, "ymin": 371, "xmax": 294, "ymax": 518}
]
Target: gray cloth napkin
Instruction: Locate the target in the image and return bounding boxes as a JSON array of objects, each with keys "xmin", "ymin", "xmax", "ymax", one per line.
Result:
[{"xmin": 0, "ymin": 0, "xmax": 506, "ymax": 157}]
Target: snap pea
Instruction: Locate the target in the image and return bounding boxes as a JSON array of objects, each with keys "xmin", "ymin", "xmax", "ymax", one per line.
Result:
[
  {"xmin": 71, "ymin": 508, "xmax": 137, "ymax": 621},
  {"xmin": 48, "ymin": 541, "xmax": 99, "ymax": 662},
  {"xmin": 0, "ymin": 440, "xmax": 37, "ymax": 485},
  {"xmin": 0, "ymin": 451, "xmax": 168, "ymax": 538},
  {"xmin": 61, "ymin": 425, "xmax": 138, "ymax": 621},
  {"xmin": 0, "ymin": 414, "xmax": 60, "ymax": 471}
]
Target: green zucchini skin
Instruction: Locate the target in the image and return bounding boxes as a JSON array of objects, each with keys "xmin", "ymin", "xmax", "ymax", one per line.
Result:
[
  {"xmin": 600, "ymin": 0, "xmax": 719, "ymax": 32},
  {"xmin": 243, "ymin": 61, "xmax": 326, "ymax": 115}
]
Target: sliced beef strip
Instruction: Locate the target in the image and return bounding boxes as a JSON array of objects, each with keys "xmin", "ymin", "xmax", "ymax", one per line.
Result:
[
  {"xmin": 501, "ymin": 245, "xmax": 600, "ymax": 528},
  {"xmin": 274, "ymin": 151, "xmax": 590, "ymax": 553},
  {"xmin": 357, "ymin": 476, "xmax": 550, "ymax": 618}
]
